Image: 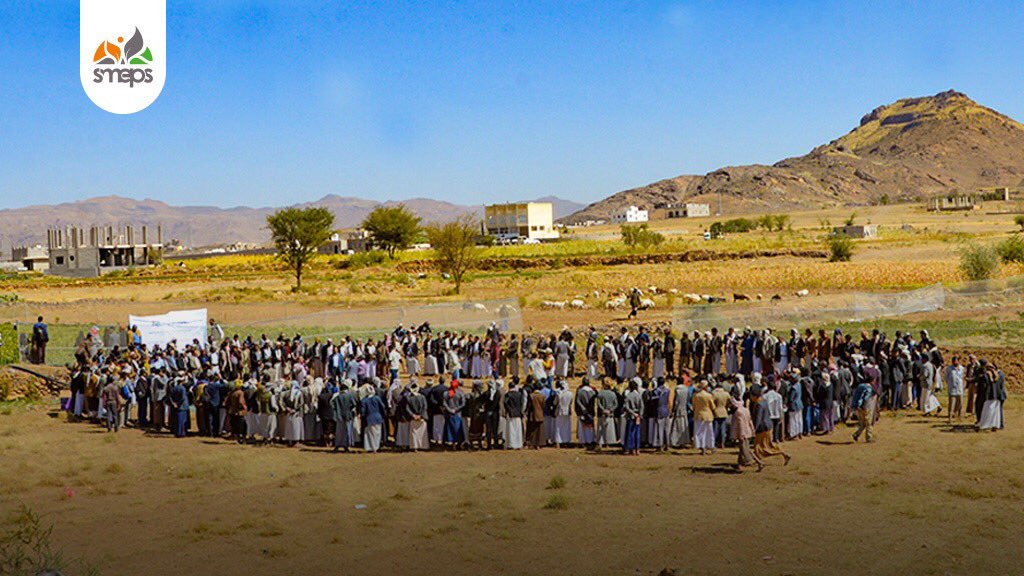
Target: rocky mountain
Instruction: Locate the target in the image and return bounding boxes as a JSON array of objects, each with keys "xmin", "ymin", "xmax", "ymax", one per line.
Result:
[
  {"xmin": 563, "ymin": 90, "xmax": 1024, "ymax": 223},
  {"xmin": 0, "ymin": 194, "xmax": 581, "ymax": 251}
]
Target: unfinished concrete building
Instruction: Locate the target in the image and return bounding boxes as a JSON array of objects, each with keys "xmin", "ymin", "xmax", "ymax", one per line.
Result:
[{"xmin": 47, "ymin": 224, "xmax": 163, "ymax": 277}]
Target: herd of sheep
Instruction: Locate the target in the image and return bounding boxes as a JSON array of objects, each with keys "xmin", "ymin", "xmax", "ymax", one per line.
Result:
[{"xmin": 539, "ymin": 287, "xmax": 813, "ymax": 311}]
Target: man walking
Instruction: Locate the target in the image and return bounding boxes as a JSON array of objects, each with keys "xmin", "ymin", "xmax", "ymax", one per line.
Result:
[{"xmin": 852, "ymin": 378, "xmax": 876, "ymax": 443}]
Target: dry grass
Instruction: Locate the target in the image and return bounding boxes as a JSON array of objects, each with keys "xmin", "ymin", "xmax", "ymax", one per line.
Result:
[{"xmin": 0, "ymin": 399, "xmax": 1019, "ymax": 575}]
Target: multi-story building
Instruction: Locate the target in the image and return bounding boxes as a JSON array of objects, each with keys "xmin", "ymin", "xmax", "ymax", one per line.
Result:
[
  {"xmin": 47, "ymin": 224, "xmax": 163, "ymax": 277},
  {"xmin": 484, "ymin": 202, "xmax": 559, "ymax": 240},
  {"xmin": 611, "ymin": 205, "xmax": 649, "ymax": 224}
]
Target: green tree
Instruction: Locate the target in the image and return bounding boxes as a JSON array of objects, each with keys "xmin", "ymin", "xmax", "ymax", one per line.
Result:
[
  {"xmin": 620, "ymin": 223, "xmax": 665, "ymax": 250},
  {"xmin": 361, "ymin": 204, "xmax": 422, "ymax": 259},
  {"xmin": 426, "ymin": 215, "xmax": 482, "ymax": 294},
  {"xmin": 266, "ymin": 207, "xmax": 335, "ymax": 290}
]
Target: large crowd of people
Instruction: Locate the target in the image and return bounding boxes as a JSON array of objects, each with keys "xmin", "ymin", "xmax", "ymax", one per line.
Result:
[{"xmin": 65, "ymin": 319, "xmax": 1008, "ymax": 471}]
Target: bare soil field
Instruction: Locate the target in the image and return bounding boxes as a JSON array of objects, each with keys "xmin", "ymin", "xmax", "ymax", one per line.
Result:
[{"xmin": 0, "ymin": 399, "xmax": 1019, "ymax": 576}]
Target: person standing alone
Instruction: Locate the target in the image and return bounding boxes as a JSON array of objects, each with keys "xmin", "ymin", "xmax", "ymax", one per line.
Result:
[{"xmin": 31, "ymin": 316, "xmax": 49, "ymax": 365}]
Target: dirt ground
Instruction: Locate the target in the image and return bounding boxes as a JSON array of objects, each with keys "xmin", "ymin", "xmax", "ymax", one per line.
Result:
[{"xmin": 0, "ymin": 399, "xmax": 1019, "ymax": 576}]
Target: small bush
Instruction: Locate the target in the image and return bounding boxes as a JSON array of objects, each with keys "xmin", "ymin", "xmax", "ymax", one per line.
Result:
[
  {"xmin": 756, "ymin": 214, "xmax": 790, "ymax": 232},
  {"xmin": 709, "ymin": 218, "xmax": 758, "ymax": 238},
  {"xmin": 826, "ymin": 235, "xmax": 854, "ymax": 262},
  {"xmin": 996, "ymin": 235, "xmax": 1024, "ymax": 263},
  {"xmin": 547, "ymin": 475, "xmax": 567, "ymax": 490},
  {"xmin": 542, "ymin": 494, "xmax": 570, "ymax": 510},
  {"xmin": 959, "ymin": 243, "xmax": 1000, "ymax": 281},
  {"xmin": 0, "ymin": 324, "xmax": 17, "ymax": 366},
  {"xmin": 1015, "ymin": 215, "xmax": 1024, "ymax": 231},
  {"xmin": 0, "ymin": 505, "xmax": 93, "ymax": 576},
  {"xmin": 620, "ymin": 224, "xmax": 665, "ymax": 250},
  {"xmin": 346, "ymin": 250, "xmax": 388, "ymax": 270}
]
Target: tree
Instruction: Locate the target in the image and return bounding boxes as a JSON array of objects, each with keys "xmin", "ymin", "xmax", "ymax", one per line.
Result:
[
  {"xmin": 361, "ymin": 204, "xmax": 422, "ymax": 259},
  {"xmin": 266, "ymin": 207, "xmax": 335, "ymax": 290},
  {"xmin": 426, "ymin": 215, "xmax": 481, "ymax": 294},
  {"xmin": 620, "ymin": 223, "xmax": 665, "ymax": 250}
]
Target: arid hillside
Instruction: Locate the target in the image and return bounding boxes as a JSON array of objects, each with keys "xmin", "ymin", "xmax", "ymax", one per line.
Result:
[{"xmin": 564, "ymin": 90, "xmax": 1024, "ymax": 222}]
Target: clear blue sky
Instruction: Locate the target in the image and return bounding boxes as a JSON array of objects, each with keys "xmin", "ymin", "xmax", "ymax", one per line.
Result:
[{"xmin": 1, "ymin": 1, "xmax": 1022, "ymax": 210}]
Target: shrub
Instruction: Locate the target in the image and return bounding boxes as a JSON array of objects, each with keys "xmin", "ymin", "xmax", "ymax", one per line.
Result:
[
  {"xmin": 959, "ymin": 242, "xmax": 1000, "ymax": 281},
  {"xmin": 547, "ymin": 475, "xmax": 567, "ymax": 490},
  {"xmin": 0, "ymin": 505, "xmax": 93, "ymax": 576},
  {"xmin": 0, "ymin": 324, "xmax": 17, "ymax": 366},
  {"xmin": 756, "ymin": 214, "xmax": 790, "ymax": 232},
  {"xmin": 708, "ymin": 217, "xmax": 758, "ymax": 238},
  {"xmin": 346, "ymin": 250, "xmax": 388, "ymax": 270},
  {"xmin": 996, "ymin": 235, "xmax": 1024, "ymax": 263},
  {"xmin": 620, "ymin": 224, "xmax": 664, "ymax": 250},
  {"xmin": 1015, "ymin": 215, "xmax": 1024, "ymax": 232},
  {"xmin": 826, "ymin": 235, "xmax": 854, "ymax": 262},
  {"xmin": 542, "ymin": 494, "xmax": 570, "ymax": 510}
]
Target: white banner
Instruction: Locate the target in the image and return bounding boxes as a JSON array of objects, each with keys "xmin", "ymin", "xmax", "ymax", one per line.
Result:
[{"xmin": 129, "ymin": 309, "xmax": 208, "ymax": 348}]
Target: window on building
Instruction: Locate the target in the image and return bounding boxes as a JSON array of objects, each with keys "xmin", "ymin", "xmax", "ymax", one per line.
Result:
[{"xmin": 55, "ymin": 256, "xmax": 65, "ymax": 265}]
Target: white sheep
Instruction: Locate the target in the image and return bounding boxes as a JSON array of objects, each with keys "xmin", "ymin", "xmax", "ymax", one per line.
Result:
[
  {"xmin": 605, "ymin": 296, "xmax": 627, "ymax": 309},
  {"xmin": 542, "ymin": 300, "xmax": 567, "ymax": 310},
  {"xmin": 795, "ymin": 289, "xmax": 810, "ymax": 298},
  {"xmin": 570, "ymin": 299, "xmax": 586, "ymax": 310},
  {"xmin": 639, "ymin": 298, "xmax": 656, "ymax": 310}
]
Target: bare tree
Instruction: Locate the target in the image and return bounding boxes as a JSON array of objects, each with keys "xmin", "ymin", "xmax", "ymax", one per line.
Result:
[{"xmin": 426, "ymin": 215, "xmax": 481, "ymax": 294}]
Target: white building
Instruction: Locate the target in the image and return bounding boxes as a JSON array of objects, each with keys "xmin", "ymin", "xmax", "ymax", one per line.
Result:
[
  {"xmin": 664, "ymin": 203, "xmax": 711, "ymax": 218},
  {"xmin": 484, "ymin": 202, "xmax": 559, "ymax": 240},
  {"xmin": 612, "ymin": 205, "xmax": 649, "ymax": 224}
]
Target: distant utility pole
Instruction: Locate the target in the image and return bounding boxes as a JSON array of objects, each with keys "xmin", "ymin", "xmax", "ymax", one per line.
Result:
[{"xmin": 717, "ymin": 191, "xmax": 722, "ymax": 216}]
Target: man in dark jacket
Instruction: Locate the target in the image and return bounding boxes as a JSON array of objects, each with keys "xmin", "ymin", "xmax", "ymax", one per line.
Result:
[{"xmin": 317, "ymin": 384, "xmax": 336, "ymax": 446}]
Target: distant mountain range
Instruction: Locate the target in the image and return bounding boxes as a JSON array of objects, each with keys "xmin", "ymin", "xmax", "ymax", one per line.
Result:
[
  {"xmin": 562, "ymin": 90, "xmax": 1024, "ymax": 223},
  {"xmin": 0, "ymin": 195, "xmax": 585, "ymax": 251}
]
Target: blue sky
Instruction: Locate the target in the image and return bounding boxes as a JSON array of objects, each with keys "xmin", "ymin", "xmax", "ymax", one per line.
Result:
[{"xmin": 1, "ymin": 1, "xmax": 1022, "ymax": 209}]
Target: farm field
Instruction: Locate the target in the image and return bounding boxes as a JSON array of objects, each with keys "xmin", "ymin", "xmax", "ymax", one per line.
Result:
[{"xmin": 1, "ymin": 203, "xmax": 1024, "ymax": 360}]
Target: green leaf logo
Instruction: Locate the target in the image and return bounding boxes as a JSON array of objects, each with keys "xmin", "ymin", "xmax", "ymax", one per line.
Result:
[{"xmin": 93, "ymin": 27, "xmax": 154, "ymax": 66}]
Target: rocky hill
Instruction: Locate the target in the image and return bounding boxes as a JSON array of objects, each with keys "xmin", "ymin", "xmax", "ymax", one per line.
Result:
[{"xmin": 563, "ymin": 90, "xmax": 1024, "ymax": 223}]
